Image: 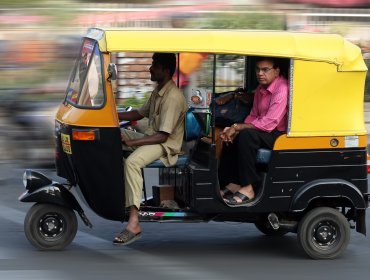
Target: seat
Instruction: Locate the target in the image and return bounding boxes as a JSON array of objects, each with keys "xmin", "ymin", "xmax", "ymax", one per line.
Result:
[
  {"xmin": 146, "ymin": 155, "xmax": 188, "ymax": 168},
  {"xmin": 256, "ymin": 148, "xmax": 272, "ymax": 164}
]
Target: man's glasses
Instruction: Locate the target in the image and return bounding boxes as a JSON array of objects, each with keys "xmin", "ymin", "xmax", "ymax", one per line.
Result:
[{"xmin": 255, "ymin": 67, "xmax": 274, "ymax": 74}]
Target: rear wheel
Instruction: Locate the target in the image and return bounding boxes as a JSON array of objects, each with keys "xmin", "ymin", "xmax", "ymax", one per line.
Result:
[
  {"xmin": 297, "ymin": 207, "xmax": 350, "ymax": 260},
  {"xmin": 24, "ymin": 203, "xmax": 78, "ymax": 250}
]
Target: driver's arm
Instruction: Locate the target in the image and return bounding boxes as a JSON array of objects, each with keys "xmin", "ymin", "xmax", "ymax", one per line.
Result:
[
  {"xmin": 118, "ymin": 110, "xmax": 144, "ymax": 122},
  {"xmin": 121, "ymin": 131, "xmax": 169, "ymax": 147}
]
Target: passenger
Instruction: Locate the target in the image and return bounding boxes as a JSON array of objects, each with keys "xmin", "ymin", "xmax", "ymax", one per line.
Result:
[
  {"xmin": 115, "ymin": 53, "xmax": 187, "ymax": 245},
  {"xmin": 218, "ymin": 57, "xmax": 289, "ymax": 205}
]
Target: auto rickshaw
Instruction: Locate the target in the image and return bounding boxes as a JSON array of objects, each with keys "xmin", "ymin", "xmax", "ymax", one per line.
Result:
[{"xmin": 19, "ymin": 28, "xmax": 370, "ymax": 259}]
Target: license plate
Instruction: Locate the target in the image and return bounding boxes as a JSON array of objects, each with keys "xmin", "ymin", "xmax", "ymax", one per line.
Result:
[{"xmin": 61, "ymin": 133, "xmax": 72, "ymax": 154}]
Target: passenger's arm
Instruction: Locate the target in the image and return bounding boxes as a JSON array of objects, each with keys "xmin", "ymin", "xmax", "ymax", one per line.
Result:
[
  {"xmin": 220, "ymin": 123, "xmax": 254, "ymax": 143},
  {"xmin": 233, "ymin": 123, "xmax": 254, "ymax": 131}
]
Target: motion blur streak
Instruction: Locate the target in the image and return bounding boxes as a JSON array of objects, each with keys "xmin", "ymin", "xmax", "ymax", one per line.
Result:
[{"xmin": 0, "ymin": 0, "xmax": 369, "ymax": 169}]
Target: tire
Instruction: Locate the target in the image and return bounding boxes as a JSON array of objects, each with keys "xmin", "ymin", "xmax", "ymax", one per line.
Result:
[
  {"xmin": 254, "ymin": 220, "xmax": 289, "ymax": 236},
  {"xmin": 297, "ymin": 207, "xmax": 350, "ymax": 260},
  {"xmin": 24, "ymin": 203, "xmax": 78, "ymax": 251}
]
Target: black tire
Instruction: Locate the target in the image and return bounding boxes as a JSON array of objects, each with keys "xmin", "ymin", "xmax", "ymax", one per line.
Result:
[
  {"xmin": 254, "ymin": 220, "xmax": 289, "ymax": 236},
  {"xmin": 24, "ymin": 203, "xmax": 78, "ymax": 251},
  {"xmin": 297, "ymin": 207, "xmax": 350, "ymax": 260}
]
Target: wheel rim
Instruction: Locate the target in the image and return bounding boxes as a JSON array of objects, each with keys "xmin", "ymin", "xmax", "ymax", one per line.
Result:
[
  {"xmin": 38, "ymin": 213, "xmax": 65, "ymax": 240},
  {"xmin": 312, "ymin": 220, "xmax": 339, "ymax": 249}
]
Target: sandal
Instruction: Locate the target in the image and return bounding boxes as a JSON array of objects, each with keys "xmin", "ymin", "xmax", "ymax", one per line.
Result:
[
  {"xmin": 225, "ymin": 191, "xmax": 254, "ymax": 205},
  {"xmin": 220, "ymin": 187, "xmax": 234, "ymax": 198},
  {"xmin": 113, "ymin": 229, "xmax": 142, "ymax": 246}
]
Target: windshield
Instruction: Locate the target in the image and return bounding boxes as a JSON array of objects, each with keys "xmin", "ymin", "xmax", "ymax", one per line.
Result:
[{"xmin": 65, "ymin": 38, "xmax": 104, "ymax": 108}]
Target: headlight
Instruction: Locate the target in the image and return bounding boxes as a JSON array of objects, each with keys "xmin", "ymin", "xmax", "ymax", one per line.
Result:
[
  {"xmin": 22, "ymin": 170, "xmax": 53, "ymax": 192},
  {"xmin": 22, "ymin": 171, "xmax": 28, "ymax": 188}
]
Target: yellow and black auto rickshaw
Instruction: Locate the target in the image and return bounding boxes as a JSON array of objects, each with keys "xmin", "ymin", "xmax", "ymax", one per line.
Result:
[{"xmin": 19, "ymin": 28, "xmax": 369, "ymax": 259}]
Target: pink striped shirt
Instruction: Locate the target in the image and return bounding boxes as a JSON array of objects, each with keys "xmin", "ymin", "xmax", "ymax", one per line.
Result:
[{"xmin": 244, "ymin": 75, "xmax": 289, "ymax": 132}]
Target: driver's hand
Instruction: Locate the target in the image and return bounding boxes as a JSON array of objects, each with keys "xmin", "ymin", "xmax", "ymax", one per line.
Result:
[{"xmin": 121, "ymin": 134, "xmax": 134, "ymax": 147}]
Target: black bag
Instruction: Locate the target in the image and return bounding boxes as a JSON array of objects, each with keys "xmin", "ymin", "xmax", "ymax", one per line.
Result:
[{"xmin": 214, "ymin": 92, "xmax": 252, "ymax": 127}]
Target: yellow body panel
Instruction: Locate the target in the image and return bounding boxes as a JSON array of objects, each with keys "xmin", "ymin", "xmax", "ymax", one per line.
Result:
[{"xmin": 289, "ymin": 60, "xmax": 367, "ymax": 136}]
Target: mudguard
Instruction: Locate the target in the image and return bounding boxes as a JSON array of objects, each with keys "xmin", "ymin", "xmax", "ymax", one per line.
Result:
[
  {"xmin": 290, "ymin": 179, "xmax": 367, "ymax": 212},
  {"xmin": 19, "ymin": 183, "xmax": 84, "ymax": 213}
]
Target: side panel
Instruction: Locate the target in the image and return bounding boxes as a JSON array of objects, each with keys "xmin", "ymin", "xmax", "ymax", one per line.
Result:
[
  {"xmin": 289, "ymin": 60, "xmax": 366, "ymax": 136},
  {"xmin": 264, "ymin": 148, "xmax": 368, "ymax": 211},
  {"xmin": 160, "ymin": 142, "xmax": 368, "ymax": 217},
  {"xmin": 60, "ymin": 125, "xmax": 125, "ymax": 221}
]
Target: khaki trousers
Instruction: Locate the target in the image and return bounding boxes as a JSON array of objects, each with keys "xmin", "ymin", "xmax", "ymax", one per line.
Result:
[{"xmin": 121, "ymin": 129, "xmax": 165, "ymax": 209}]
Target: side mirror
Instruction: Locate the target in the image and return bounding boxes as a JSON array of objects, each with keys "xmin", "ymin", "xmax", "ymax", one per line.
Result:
[{"xmin": 107, "ymin": 63, "xmax": 117, "ymax": 81}]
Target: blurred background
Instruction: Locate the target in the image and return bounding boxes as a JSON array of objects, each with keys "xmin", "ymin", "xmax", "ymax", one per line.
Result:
[{"xmin": 0, "ymin": 0, "xmax": 369, "ymax": 172}]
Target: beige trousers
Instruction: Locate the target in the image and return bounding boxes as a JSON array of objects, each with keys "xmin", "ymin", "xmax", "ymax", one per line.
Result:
[{"xmin": 121, "ymin": 129, "xmax": 165, "ymax": 209}]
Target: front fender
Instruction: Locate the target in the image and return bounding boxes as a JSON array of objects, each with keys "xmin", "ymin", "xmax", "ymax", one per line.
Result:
[
  {"xmin": 19, "ymin": 183, "xmax": 83, "ymax": 213},
  {"xmin": 290, "ymin": 179, "xmax": 367, "ymax": 212}
]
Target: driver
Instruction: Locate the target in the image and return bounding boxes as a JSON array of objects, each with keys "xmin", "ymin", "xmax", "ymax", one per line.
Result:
[{"xmin": 114, "ymin": 53, "xmax": 187, "ymax": 245}]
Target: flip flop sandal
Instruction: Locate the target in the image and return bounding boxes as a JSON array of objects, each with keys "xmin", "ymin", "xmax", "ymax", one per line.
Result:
[
  {"xmin": 113, "ymin": 229, "xmax": 142, "ymax": 246},
  {"xmin": 225, "ymin": 191, "xmax": 253, "ymax": 205},
  {"xmin": 220, "ymin": 187, "xmax": 234, "ymax": 198}
]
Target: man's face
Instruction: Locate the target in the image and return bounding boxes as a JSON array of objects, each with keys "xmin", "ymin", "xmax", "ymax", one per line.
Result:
[
  {"xmin": 149, "ymin": 60, "xmax": 168, "ymax": 83},
  {"xmin": 255, "ymin": 59, "xmax": 280, "ymax": 87}
]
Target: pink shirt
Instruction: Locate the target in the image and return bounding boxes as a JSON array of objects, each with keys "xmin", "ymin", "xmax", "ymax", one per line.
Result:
[{"xmin": 244, "ymin": 75, "xmax": 288, "ymax": 132}]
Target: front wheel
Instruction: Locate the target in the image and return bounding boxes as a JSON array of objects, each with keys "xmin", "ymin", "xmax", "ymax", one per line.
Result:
[
  {"xmin": 24, "ymin": 203, "xmax": 78, "ymax": 250},
  {"xmin": 297, "ymin": 207, "xmax": 350, "ymax": 260}
]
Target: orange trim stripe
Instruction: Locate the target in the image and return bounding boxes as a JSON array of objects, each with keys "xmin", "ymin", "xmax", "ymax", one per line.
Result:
[{"xmin": 274, "ymin": 134, "xmax": 367, "ymax": 150}]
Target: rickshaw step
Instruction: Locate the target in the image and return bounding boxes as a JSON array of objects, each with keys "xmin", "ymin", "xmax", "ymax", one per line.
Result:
[{"xmin": 137, "ymin": 209, "xmax": 204, "ymax": 222}]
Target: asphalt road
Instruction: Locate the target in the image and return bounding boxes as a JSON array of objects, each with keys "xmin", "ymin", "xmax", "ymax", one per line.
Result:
[{"xmin": 1, "ymin": 165, "xmax": 370, "ymax": 280}]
